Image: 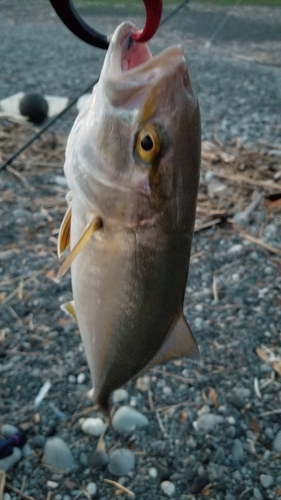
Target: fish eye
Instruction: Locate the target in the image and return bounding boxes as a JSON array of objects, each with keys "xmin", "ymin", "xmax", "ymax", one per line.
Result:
[
  {"xmin": 135, "ymin": 124, "xmax": 161, "ymax": 164},
  {"xmin": 141, "ymin": 135, "xmax": 154, "ymax": 151}
]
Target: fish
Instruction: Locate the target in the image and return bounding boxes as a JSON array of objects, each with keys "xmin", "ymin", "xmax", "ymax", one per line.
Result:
[{"xmin": 58, "ymin": 20, "xmax": 201, "ymax": 412}]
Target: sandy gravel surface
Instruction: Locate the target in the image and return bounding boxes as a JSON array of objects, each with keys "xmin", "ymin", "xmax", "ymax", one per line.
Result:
[{"xmin": 0, "ymin": 2, "xmax": 281, "ymax": 500}]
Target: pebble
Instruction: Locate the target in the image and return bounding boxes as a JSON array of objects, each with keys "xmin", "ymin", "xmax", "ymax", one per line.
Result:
[
  {"xmin": 91, "ymin": 449, "xmax": 109, "ymax": 468},
  {"xmin": 273, "ymin": 430, "xmax": 281, "ymax": 452},
  {"xmin": 149, "ymin": 467, "xmax": 158, "ymax": 479},
  {"xmin": 44, "ymin": 436, "xmax": 74, "ymax": 472},
  {"xmin": 253, "ymin": 487, "xmax": 263, "ymax": 500},
  {"xmin": 260, "ymin": 474, "xmax": 274, "ymax": 488},
  {"xmin": 189, "ymin": 475, "xmax": 210, "ymax": 494},
  {"xmin": 81, "ymin": 417, "xmax": 105, "ymax": 437},
  {"xmin": 1, "ymin": 424, "xmax": 19, "ymax": 436},
  {"xmin": 136, "ymin": 375, "xmax": 150, "ymax": 392},
  {"xmin": 77, "ymin": 373, "xmax": 86, "ymax": 384},
  {"xmin": 79, "ymin": 451, "xmax": 89, "ymax": 467},
  {"xmin": 112, "ymin": 388, "xmax": 129, "ymax": 404},
  {"xmin": 112, "ymin": 406, "xmax": 149, "ymax": 434},
  {"xmin": 47, "ymin": 481, "xmax": 59, "ymax": 489},
  {"xmin": 0, "ymin": 447, "xmax": 22, "ymax": 471},
  {"xmin": 86, "ymin": 482, "xmax": 97, "ymax": 497},
  {"xmin": 194, "ymin": 414, "xmax": 224, "ymax": 432},
  {"xmin": 232, "ymin": 439, "xmax": 244, "ymax": 463},
  {"xmin": 108, "ymin": 448, "xmax": 135, "ymax": 476},
  {"xmin": 160, "ymin": 480, "xmax": 176, "ymax": 497}
]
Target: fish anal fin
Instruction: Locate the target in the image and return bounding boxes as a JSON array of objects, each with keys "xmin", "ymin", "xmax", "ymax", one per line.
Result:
[
  {"xmin": 58, "ymin": 216, "xmax": 103, "ymax": 278},
  {"xmin": 141, "ymin": 312, "xmax": 201, "ymax": 374},
  {"xmin": 57, "ymin": 204, "xmax": 72, "ymax": 259},
  {"xmin": 60, "ymin": 301, "xmax": 76, "ymax": 321}
]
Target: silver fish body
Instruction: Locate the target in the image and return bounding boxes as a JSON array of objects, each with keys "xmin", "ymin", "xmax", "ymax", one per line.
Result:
[{"xmin": 61, "ymin": 21, "xmax": 201, "ymax": 410}]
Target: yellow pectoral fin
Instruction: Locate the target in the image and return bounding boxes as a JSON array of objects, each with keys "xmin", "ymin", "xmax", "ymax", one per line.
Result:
[
  {"xmin": 57, "ymin": 204, "xmax": 72, "ymax": 259},
  {"xmin": 57, "ymin": 216, "xmax": 103, "ymax": 278},
  {"xmin": 60, "ymin": 301, "xmax": 76, "ymax": 320}
]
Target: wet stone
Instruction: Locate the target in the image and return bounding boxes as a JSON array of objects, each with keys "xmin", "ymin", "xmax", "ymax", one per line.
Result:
[
  {"xmin": 79, "ymin": 451, "xmax": 89, "ymax": 467},
  {"xmin": 112, "ymin": 388, "xmax": 129, "ymax": 404},
  {"xmin": 107, "ymin": 448, "xmax": 135, "ymax": 476},
  {"xmin": 1, "ymin": 424, "xmax": 19, "ymax": 437},
  {"xmin": 253, "ymin": 487, "xmax": 263, "ymax": 500},
  {"xmin": 160, "ymin": 481, "xmax": 176, "ymax": 497},
  {"xmin": 44, "ymin": 436, "xmax": 74, "ymax": 472},
  {"xmin": 112, "ymin": 406, "xmax": 149, "ymax": 435},
  {"xmin": 86, "ymin": 482, "xmax": 97, "ymax": 497},
  {"xmin": 232, "ymin": 439, "xmax": 244, "ymax": 463},
  {"xmin": 273, "ymin": 430, "xmax": 281, "ymax": 452},
  {"xmin": 260, "ymin": 474, "xmax": 274, "ymax": 488},
  {"xmin": 81, "ymin": 417, "xmax": 105, "ymax": 437},
  {"xmin": 91, "ymin": 449, "xmax": 109, "ymax": 469}
]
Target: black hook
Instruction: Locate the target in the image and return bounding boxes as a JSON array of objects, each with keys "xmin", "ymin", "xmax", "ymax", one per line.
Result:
[{"xmin": 49, "ymin": 0, "xmax": 109, "ymax": 50}]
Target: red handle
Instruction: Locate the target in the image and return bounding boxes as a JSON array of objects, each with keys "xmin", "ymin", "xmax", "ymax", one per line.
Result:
[{"xmin": 131, "ymin": 0, "xmax": 163, "ymax": 43}]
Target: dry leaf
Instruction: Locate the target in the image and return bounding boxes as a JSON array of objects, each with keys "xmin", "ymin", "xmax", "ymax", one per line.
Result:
[
  {"xmin": 249, "ymin": 418, "xmax": 262, "ymax": 434},
  {"xmin": 256, "ymin": 347, "xmax": 269, "ymax": 363},
  {"xmin": 273, "ymin": 361, "xmax": 281, "ymax": 376},
  {"xmin": 202, "ymin": 387, "xmax": 220, "ymax": 408}
]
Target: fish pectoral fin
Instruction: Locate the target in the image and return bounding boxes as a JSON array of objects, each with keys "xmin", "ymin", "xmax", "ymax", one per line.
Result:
[
  {"xmin": 57, "ymin": 216, "xmax": 103, "ymax": 278},
  {"xmin": 60, "ymin": 301, "xmax": 76, "ymax": 321},
  {"xmin": 57, "ymin": 204, "xmax": 72, "ymax": 259},
  {"xmin": 142, "ymin": 312, "xmax": 201, "ymax": 373}
]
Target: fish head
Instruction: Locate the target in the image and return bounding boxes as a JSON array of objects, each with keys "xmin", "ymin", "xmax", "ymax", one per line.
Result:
[{"xmin": 65, "ymin": 21, "xmax": 200, "ymax": 230}]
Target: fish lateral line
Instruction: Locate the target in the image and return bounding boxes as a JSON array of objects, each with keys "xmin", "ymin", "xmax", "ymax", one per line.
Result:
[{"xmin": 57, "ymin": 216, "xmax": 103, "ymax": 278}]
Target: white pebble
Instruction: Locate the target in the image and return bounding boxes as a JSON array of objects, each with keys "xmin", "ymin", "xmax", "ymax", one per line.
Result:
[
  {"xmin": 112, "ymin": 388, "xmax": 129, "ymax": 404},
  {"xmin": 129, "ymin": 396, "xmax": 138, "ymax": 407},
  {"xmin": 68, "ymin": 375, "xmax": 76, "ymax": 383},
  {"xmin": 160, "ymin": 480, "xmax": 176, "ymax": 497},
  {"xmin": 227, "ymin": 244, "xmax": 243, "ymax": 254},
  {"xmin": 194, "ymin": 414, "xmax": 224, "ymax": 432},
  {"xmin": 86, "ymin": 482, "xmax": 97, "ymax": 496},
  {"xmin": 136, "ymin": 375, "xmax": 150, "ymax": 392},
  {"xmin": 77, "ymin": 373, "xmax": 86, "ymax": 384},
  {"xmin": 162, "ymin": 386, "xmax": 172, "ymax": 395},
  {"xmin": 149, "ymin": 467, "xmax": 158, "ymax": 479},
  {"xmin": 81, "ymin": 418, "xmax": 105, "ymax": 437},
  {"xmin": 47, "ymin": 481, "xmax": 59, "ymax": 489},
  {"xmin": 197, "ymin": 405, "xmax": 211, "ymax": 416}
]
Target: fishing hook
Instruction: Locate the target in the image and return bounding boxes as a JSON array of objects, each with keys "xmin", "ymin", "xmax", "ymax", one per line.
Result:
[{"xmin": 48, "ymin": 0, "xmax": 162, "ymax": 49}]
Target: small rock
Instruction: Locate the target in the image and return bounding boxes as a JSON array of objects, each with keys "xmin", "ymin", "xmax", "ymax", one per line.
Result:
[
  {"xmin": 160, "ymin": 481, "xmax": 176, "ymax": 497},
  {"xmin": 112, "ymin": 388, "xmax": 129, "ymax": 404},
  {"xmin": 194, "ymin": 414, "xmax": 224, "ymax": 432},
  {"xmin": 1, "ymin": 424, "xmax": 19, "ymax": 437},
  {"xmin": 22, "ymin": 443, "xmax": 32, "ymax": 458},
  {"xmin": 189, "ymin": 475, "xmax": 210, "ymax": 494},
  {"xmin": 149, "ymin": 467, "xmax": 158, "ymax": 479},
  {"xmin": 91, "ymin": 449, "xmax": 109, "ymax": 468},
  {"xmin": 232, "ymin": 439, "xmax": 244, "ymax": 463},
  {"xmin": 0, "ymin": 447, "xmax": 22, "ymax": 471},
  {"xmin": 253, "ymin": 487, "xmax": 263, "ymax": 500},
  {"xmin": 273, "ymin": 430, "xmax": 281, "ymax": 452},
  {"xmin": 4, "ymin": 493, "xmax": 12, "ymax": 500},
  {"xmin": 47, "ymin": 481, "xmax": 59, "ymax": 489},
  {"xmin": 77, "ymin": 373, "xmax": 86, "ymax": 384},
  {"xmin": 79, "ymin": 451, "xmax": 89, "ymax": 467},
  {"xmin": 136, "ymin": 375, "xmax": 150, "ymax": 392},
  {"xmin": 86, "ymin": 482, "xmax": 97, "ymax": 497},
  {"xmin": 112, "ymin": 406, "xmax": 149, "ymax": 435},
  {"xmin": 81, "ymin": 418, "xmax": 105, "ymax": 437},
  {"xmin": 44, "ymin": 436, "xmax": 74, "ymax": 472},
  {"xmin": 108, "ymin": 448, "xmax": 135, "ymax": 476},
  {"xmin": 228, "ymin": 393, "xmax": 245, "ymax": 409},
  {"xmin": 227, "ymin": 244, "xmax": 243, "ymax": 254},
  {"xmin": 260, "ymin": 474, "xmax": 274, "ymax": 488}
]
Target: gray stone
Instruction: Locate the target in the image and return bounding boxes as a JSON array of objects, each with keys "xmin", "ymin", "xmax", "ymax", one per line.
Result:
[
  {"xmin": 108, "ymin": 448, "xmax": 135, "ymax": 476},
  {"xmin": 91, "ymin": 449, "xmax": 109, "ymax": 468},
  {"xmin": 232, "ymin": 439, "xmax": 244, "ymax": 463},
  {"xmin": 194, "ymin": 414, "xmax": 224, "ymax": 432},
  {"xmin": 22, "ymin": 443, "xmax": 32, "ymax": 458},
  {"xmin": 81, "ymin": 417, "xmax": 105, "ymax": 437},
  {"xmin": 253, "ymin": 487, "xmax": 263, "ymax": 500},
  {"xmin": 112, "ymin": 406, "xmax": 149, "ymax": 434},
  {"xmin": 273, "ymin": 430, "xmax": 281, "ymax": 452},
  {"xmin": 112, "ymin": 389, "xmax": 129, "ymax": 404},
  {"xmin": 1, "ymin": 424, "xmax": 19, "ymax": 437},
  {"xmin": 260, "ymin": 474, "xmax": 274, "ymax": 488},
  {"xmin": 86, "ymin": 482, "xmax": 97, "ymax": 497},
  {"xmin": 160, "ymin": 481, "xmax": 176, "ymax": 497},
  {"xmin": 0, "ymin": 447, "xmax": 22, "ymax": 471},
  {"xmin": 44, "ymin": 436, "xmax": 74, "ymax": 472},
  {"xmin": 79, "ymin": 451, "xmax": 89, "ymax": 467}
]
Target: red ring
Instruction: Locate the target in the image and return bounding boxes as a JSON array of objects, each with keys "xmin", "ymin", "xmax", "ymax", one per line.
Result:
[{"xmin": 131, "ymin": 0, "xmax": 163, "ymax": 43}]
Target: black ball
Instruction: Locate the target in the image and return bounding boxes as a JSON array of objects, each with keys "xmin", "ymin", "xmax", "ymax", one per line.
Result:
[{"xmin": 19, "ymin": 93, "xmax": 48, "ymax": 125}]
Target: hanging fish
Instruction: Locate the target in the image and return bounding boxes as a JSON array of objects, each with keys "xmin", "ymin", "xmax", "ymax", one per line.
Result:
[{"xmin": 58, "ymin": 21, "xmax": 201, "ymax": 411}]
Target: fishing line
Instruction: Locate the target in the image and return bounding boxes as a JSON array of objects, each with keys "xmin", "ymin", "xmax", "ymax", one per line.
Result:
[
  {"xmin": 203, "ymin": 0, "xmax": 243, "ymax": 47},
  {"xmin": 0, "ymin": 0, "xmax": 231, "ymax": 171}
]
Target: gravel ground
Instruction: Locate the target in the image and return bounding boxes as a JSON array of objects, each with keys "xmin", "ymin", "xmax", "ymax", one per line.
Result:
[{"xmin": 0, "ymin": 1, "xmax": 281, "ymax": 499}]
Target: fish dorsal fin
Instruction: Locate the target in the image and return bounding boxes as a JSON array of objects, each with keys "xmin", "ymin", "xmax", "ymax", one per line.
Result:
[
  {"xmin": 58, "ymin": 216, "xmax": 103, "ymax": 278},
  {"xmin": 60, "ymin": 301, "xmax": 76, "ymax": 320},
  {"xmin": 141, "ymin": 312, "xmax": 201, "ymax": 374},
  {"xmin": 57, "ymin": 204, "xmax": 72, "ymax": 259}
]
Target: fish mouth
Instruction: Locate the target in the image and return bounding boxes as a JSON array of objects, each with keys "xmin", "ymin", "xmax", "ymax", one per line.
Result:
[{"xmin": 103, "ymin": 21, "xmax": 187, "ymax": 107}]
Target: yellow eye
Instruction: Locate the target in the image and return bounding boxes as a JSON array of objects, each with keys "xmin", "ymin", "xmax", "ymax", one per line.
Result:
[{"xmin": 135, "ymin": 124, "xmax": 161, "ymax": 164}]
